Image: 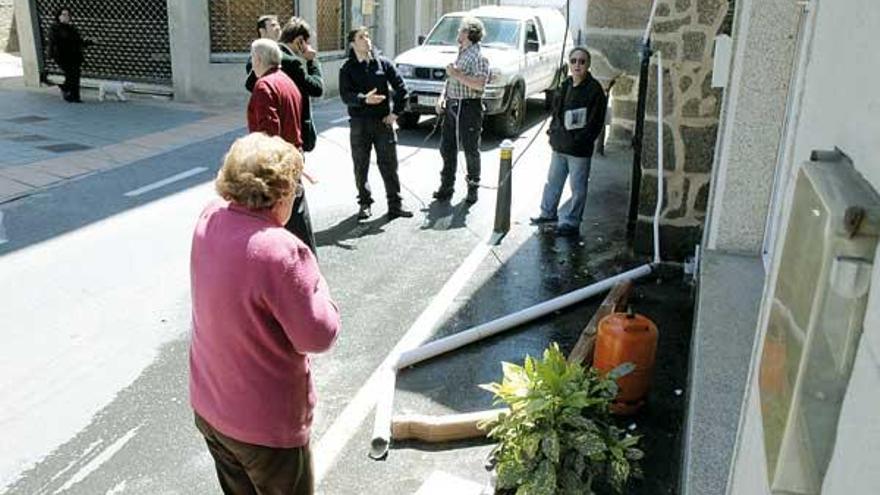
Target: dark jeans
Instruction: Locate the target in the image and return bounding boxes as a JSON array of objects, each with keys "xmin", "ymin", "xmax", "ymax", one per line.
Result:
[
  {"xmin": 349, "ymin": 117, "xmax": 402, "ymax": 207},
  {"xmin": 283, "ymin": 186, "xmax": 317, "ymax": 259},
  {"xmin": 195, "ymin": 414, "xmax": 313, "ymax": 495},
  {"xmin": 59, "ymin": 63, "xmax": 81, "ymax": 101},
  {"xmin": 438, "ymin": 98, "xmax": 483, "ymax": 192}
]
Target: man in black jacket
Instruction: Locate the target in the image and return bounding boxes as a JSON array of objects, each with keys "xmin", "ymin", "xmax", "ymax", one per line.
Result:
[
  {"xmin": 245, "ymin": 16, "xmax": 323, "ymax": 256},
  {"xmin": 339, "ymin": 27, "xmax": 413, "ymax": 220},
  {"xmin": 530, "ymin": 47, "xmax": 607, "ymax": 237}
]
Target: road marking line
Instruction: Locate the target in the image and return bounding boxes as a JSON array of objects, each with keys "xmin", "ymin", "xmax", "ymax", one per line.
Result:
[
  {"xmin": 123, "ymin": 167, "xmax": 208, "ymax": 197},
  {"xmin": 54, "ymin": 425, "xmax": 141, "ymax": 494},
  {"xmin": 0, "ymin": 211, "xmax": 7, "ymax": 246},
  {"xmin": 329, "ymin": 116, "xmax": 349, "ymax": 124},
  {"xmin": 313, "ymin": 238, "xmax": 493, "ymax": 484}
]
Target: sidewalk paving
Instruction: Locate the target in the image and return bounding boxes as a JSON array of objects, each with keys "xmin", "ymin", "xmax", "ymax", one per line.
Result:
[{"xmin": 0, "ymin": 85, "xmax": 245, "ymax": 204}]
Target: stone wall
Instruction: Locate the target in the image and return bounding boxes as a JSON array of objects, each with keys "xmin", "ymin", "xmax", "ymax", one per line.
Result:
[
  {"xmin": 634, "ymin": 0, "xmax": 730, "ymax": 260},
  {"xmin": 0, "ymin": 0, "xmax": 18, "ymax": 53},
  {"xmin": 584, "ymin": 0, "xmax": 652, "ymax": 145}
]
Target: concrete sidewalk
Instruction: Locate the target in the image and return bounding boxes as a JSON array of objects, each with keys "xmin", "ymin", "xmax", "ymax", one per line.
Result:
[{"xmin": 0, "ymin": 83, "xmax": 244, "ymax": 204}]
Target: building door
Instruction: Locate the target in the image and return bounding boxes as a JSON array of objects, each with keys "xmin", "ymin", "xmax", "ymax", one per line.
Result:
[{"xmin": 36, "ymin": 0, "xmax": 172, "ymax": 86}]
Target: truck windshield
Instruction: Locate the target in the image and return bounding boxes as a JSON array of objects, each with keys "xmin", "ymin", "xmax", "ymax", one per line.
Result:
[{"xmin": 424, "ymin": 16, "xmax": 521, "ymax": 49}]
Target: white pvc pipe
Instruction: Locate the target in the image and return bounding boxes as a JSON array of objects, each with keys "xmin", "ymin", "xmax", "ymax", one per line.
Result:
[
  {"xmin": 395, "ymin": 264, "xmax": 655, "ymax": 370},
  {"xmin": 653, "ymin": 50, "xmax": 664, "ymax": 265},
  {"xmin": 369, "ymin": 368, "xmax": 396, "ymax": 459}
]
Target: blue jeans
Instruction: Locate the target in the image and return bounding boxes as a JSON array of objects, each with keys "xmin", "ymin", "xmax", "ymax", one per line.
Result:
[{"xmin": 539, "ymin": 151, "xmax": 592, "ymax": 228}]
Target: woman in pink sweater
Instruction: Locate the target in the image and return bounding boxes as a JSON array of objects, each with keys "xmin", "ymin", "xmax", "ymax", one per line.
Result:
[{"xmin": 189, "ymin": 132, "xmax": 340, "ymax": 494}]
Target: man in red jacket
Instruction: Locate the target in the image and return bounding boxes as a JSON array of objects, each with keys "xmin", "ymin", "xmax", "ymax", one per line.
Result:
[
  {"xmin": 248, "ymin": 38, "xmax": 303, "ymax": 148},
  {"xmin": 248, "ymin": 38, "xmax": 320, "ymax": 258}
]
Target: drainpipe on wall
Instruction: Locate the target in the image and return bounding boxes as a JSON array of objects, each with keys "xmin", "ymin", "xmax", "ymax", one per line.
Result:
[
  {"xmin": 627, "ymin": 39, "xmax": 652, "ymax": 242},
  {"xmin": 627, "ymin": 0, "xmax": 661, "ymax": 244}
]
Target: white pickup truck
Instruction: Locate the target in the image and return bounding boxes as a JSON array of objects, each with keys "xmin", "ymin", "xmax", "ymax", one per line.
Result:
[{"xmin": 394, "ymin": 6, "xmax": 571, "ymax": 137}]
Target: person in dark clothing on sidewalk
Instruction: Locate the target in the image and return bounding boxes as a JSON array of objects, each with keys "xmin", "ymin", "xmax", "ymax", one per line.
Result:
[
  {"xmin": 48, "ymin": 7, "xmax": 93, "ymax": 103},
  {"xmin": 245, "ymin": 16, "xmax": 320, "ymax": 256},
  {"xmin": 530, "ymin": 47, "xmax": 607, "ymax": 237},
  {"xmin": 434, "ymin": 17, "xmax": 490, "ymax": 204},
  {"xmin": 338, "ymin": 27, "xmax": 413, "ymax": 220}
]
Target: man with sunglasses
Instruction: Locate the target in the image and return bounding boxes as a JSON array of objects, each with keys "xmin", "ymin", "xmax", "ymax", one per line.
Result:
[{"xmin": 530, "ymin": 47, "xmax": 607, "ymax": 237}]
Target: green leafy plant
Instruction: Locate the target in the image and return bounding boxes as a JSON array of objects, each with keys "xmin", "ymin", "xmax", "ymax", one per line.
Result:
[{"xmin": 480, "ymin": 344, "xmax": 643, "ymax": 495}]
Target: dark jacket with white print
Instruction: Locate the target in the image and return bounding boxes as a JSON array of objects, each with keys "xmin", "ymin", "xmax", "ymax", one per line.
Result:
[{"xmin": 547, "ymin": 74, "xmax": 607, "ymax": 158}]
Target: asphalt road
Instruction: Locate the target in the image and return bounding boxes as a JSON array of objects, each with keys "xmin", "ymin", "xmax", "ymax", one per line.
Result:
[{"xmin": 0, "ymin": 99, "xmax": 563, "ymax": 494}]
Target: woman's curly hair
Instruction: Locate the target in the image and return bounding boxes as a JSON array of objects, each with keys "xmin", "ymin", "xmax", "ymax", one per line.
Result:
[{"xmin": 215, "ymin": 133, "xmax": 303, "ymax": 210}]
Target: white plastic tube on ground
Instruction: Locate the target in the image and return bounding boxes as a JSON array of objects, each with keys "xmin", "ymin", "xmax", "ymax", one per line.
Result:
[
  {"xmin": 394, "ymin": 264, "xmax": 655, "ymax": 370},
  {"xmin": 368, "ymin": 368, "xmax": 396, "ymax": 459}
]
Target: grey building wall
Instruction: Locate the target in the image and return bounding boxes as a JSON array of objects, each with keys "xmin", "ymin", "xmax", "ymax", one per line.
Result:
[
  {"xmin": 704, "ymin": 0, "xmax": 800, "ymax": 254},
  {"xmin": 715, "ymin": 0, "xmax": 880, "ymax": 493},
  {"xmin": 0, "ymin": 0, "xmax": 17, "ymax": 53}
]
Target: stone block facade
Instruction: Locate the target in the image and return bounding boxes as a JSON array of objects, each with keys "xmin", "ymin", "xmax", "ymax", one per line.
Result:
[
  {"xmin": 0, "ymin": 0, "xmax": 18, "ymax": 53},
  {"xmin": 586, "ymin": 0, "xmax": 729, "ymax": 260},
  {"xmin": 634, "ymin": 0, "xmax": 729, "ymax": 260}
]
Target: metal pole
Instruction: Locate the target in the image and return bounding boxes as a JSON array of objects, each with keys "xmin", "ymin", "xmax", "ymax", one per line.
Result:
[
  {"xmin": 627, "ymin": 40, "xmax": 652, "ymax": 243},
  {"xmin": 494, "ymin": 140, "xmax": 514, "ymax": 237}
]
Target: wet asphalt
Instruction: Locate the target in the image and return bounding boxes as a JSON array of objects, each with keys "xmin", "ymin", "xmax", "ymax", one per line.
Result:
[{"xmin": 0, "ymin": 93, "xmax": 693, "ymax": 494}]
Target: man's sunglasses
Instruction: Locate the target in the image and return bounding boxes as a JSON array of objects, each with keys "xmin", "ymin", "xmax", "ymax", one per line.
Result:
[{"xmin": 570, "ymin": 58, "xmax": 588, "ymax": 66}]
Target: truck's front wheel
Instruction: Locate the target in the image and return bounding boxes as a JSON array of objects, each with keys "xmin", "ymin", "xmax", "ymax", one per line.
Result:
[{"xmin": 494, "ymin": 85, "xmax": 525, "ymax": 138}]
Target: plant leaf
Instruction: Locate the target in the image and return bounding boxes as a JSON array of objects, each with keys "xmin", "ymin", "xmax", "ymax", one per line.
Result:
[
  {"xmin": 625, "ymin": 448, "xmax": 645, "ymax": 461},
  {"xmin": 530, "ymin": 459, "xmax": 557, "ymax": 495},
  {"xmin": 541, "ymin": 431, "xmax": 560, "ymax": 464}
]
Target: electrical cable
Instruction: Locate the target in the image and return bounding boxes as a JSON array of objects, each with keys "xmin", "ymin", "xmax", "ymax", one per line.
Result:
[{"xmin": 474, "ymin": 0, "xmax": 572, "ymax": 191}]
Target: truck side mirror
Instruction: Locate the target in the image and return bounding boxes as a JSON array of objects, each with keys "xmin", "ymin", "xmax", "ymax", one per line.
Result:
[
  {"xmin": 418, "ymin": 35, "xmax": 426, "ymax": 45},
  {"xmin": 526, "ymin": 40, "xmax": 540, "ymax": 53}
]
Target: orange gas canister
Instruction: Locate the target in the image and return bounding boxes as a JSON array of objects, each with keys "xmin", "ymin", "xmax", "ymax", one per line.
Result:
[{"xmin": 592, "ymin": 309, "xmax": 659, "ymax": 415}]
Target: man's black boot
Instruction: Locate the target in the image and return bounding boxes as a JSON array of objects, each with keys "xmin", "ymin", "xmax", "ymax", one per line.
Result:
[
  {"xmin": 357, "ymin": 204, "xmax": 372, "ymax": 220},
  {"xmin": 388, "ymin": 205, "xmax": 414, "ymax": 218},
  {"xmin": 465, "ymin": 186, "xmax": 479, "ymax": 204}
]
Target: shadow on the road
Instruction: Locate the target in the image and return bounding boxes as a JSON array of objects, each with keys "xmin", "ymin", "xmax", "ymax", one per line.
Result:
[
  {"xmin": 2, "ymin": 337, "xmax": 219, "ymax": 495},
  {"xmin": 315, "ymin": 213, "xmax": 393, "ymax": 249},
  {"xmin": 419, "ymin": 199, "xmax": 473, "ymax": 231},
  {"xmin": 0, "ymin": 129, "xmax": 242, "ymax": 257}
]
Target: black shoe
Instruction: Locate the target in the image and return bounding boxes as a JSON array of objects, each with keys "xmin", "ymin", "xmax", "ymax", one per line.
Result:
[
  {"xmin": 529, "ymin": 215, "xmax": 558, "ymax": 225},
  {"xmin": 465, "ymin": 187, "xmax": 478, "ymax": 204},
  {"xmin": 357, "ymin": 205, "xmax": 372, "ymax": 220},
  {"xmin": 432, "ymin": 189, "xmax": 453, "ymax": 201},
  {"xmin": 555, "ymin": 224, "xmax": 580, "ymax": 237},
  {"xmin": 388, "ymin": 206, "xmax": 413, "ymax": 218}
]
